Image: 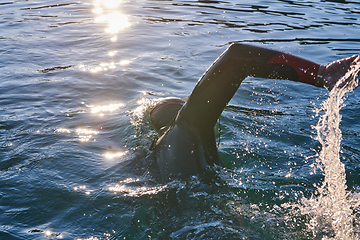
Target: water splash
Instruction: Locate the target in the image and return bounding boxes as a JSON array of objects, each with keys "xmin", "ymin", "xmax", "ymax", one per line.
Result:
[{"xmin": 301, "ymin": 62, "xmax": 360, "ymax": 239}]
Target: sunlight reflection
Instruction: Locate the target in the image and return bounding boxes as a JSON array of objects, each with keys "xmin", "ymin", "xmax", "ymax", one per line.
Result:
[
  {"xmin": 93, "ymin": 0, "xmax": 130, "ymax": 39},
  {"xmin": 95, "ymin": 0, "xmax": 122, "ymax": 9},
  {"xmin": 79, "ymin": 60, "xmax": 130, "ymax": 73},
  {"xmin": 108, "ymin": 178, "xmax": 168, "ymax": 197},
  {"xmin": 76, "ymin": 237, "xmax": 99, "ymax": 240},
  {"xmin": 109, "ymin": 184, "xmax": 168, "ymax": 197},
  {"xmin": 95, "ymin": 12, "xmax": 130, "ymax": 34},
  {"xmin": 55, "ymin": 128, "xmax": 71, "ymax": 133},
  {"xmin": 43, "ymin": 230, "xmax": 62, "ymax": 239},
  {"xmin": 76, "ymin": 128, "xmax": 99, "ymax": 142},
  {"xmin": 45, "ymin": 231, "xmax": 52, "ymax": 237},
  {"xmin": 73, "ymin": 185, "xmax": 93, "ymax": 195},
  {"xmin": 92, "ymin": 7, "xmax": 103, "ymax": 14},
  {"xmin": 108, "ymin": 50, "xmax": 117, "ymax": 56},
  {"xmin": 104, "ymin": 150, "xmax": 128, "ymax": 159},
  {"xmin": 89, "ymin": 103, "xmax": 124, "ymax": 115},
  {"xmin": 136, "ymin": 98, "xmax": 146, "ymax": 105},
  {"xmin": 74, "ymin": 185, "xmax": 87, "ymax": 191},
  {"xmin": 119, "ymin": 60, "xmax": 129, "ymax": 65}
]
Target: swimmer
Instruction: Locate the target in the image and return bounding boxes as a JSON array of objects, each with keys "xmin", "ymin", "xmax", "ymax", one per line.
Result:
[{"xmin": 148, "ymin": 43, "xmax": 359, "ymax": 181}]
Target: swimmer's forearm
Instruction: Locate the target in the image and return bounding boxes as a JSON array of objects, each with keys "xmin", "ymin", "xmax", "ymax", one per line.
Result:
[
  {"xmin": 263, "ymin": 51, "xmax": 326, "ymax": 87},
  {"xmin": 177, "ymin": 43, "xmax": 333, "ymax": 132},
  {"xmin": 260, "ymin": 51, "xmax": 360, "ymax": 90}
]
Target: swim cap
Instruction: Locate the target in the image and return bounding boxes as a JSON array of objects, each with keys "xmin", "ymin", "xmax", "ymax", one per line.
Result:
[{"xmin": 149, "ymin": 98, "xmax": 185, "ymax": 132}]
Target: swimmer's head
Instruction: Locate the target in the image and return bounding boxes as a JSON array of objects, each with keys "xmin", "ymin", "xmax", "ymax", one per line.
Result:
[{"xmin": 148, "ymin": 98, "xmax": 185, "ymax": 132}]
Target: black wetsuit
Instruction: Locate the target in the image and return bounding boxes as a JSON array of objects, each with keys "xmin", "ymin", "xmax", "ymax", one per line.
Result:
[{"xmin": 152, "ymin": 43, "xmax": 324, "ymax": 181}]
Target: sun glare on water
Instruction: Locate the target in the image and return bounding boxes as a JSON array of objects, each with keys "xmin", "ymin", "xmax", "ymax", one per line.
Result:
[
  {"xmin": 93, "ymin": 0, "xmax": 130, "ymax": 34},
  {"xmin": 89, "ymin": 103, "xmax": 124, "ymax": 115}
]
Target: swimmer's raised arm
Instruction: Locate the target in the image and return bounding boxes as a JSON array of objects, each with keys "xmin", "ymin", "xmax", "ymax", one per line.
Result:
[{"xmin": 177, "ymin": 43, "xmax": 359, "ymax": 134}]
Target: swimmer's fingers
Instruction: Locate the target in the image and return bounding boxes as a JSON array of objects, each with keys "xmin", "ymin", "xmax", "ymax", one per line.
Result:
[
  {"xmin": 342, "ymin": 54, "xmax": 360, "ymax": 66},
  {"xmin": 339, "ymin": 55, "xmax": 360, "ymax": 89},
  {"xmin": 322, "ymin": 54, "xmax": 360, "ymax": 90}
]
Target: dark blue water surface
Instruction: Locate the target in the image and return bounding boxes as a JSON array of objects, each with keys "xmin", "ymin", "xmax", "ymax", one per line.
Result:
[{"xmin": 1, "ymin": 0, "xmax": 360, "ymax": 239}]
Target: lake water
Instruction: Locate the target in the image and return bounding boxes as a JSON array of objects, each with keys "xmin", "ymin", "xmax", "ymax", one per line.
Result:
[{"xmin": 1, "ymin": 0, "xmax": 360, "ymax": 239}]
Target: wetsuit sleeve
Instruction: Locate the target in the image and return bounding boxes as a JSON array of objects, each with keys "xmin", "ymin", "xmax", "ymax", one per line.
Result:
[{"xmin": 176, "ymin": 43, "xmax": 324, "ymax": 134}]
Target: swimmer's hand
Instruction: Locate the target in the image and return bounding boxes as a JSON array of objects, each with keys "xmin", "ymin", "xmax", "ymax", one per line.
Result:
[{"xmin": 319, "ymin": 55, "xmax": 360, "ymax": 90}]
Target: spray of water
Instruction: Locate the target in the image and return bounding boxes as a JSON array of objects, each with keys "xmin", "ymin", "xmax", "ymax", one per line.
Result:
[{"xmin": 301, "ymin": 62, "xmax": 360, "ymax": 239}]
